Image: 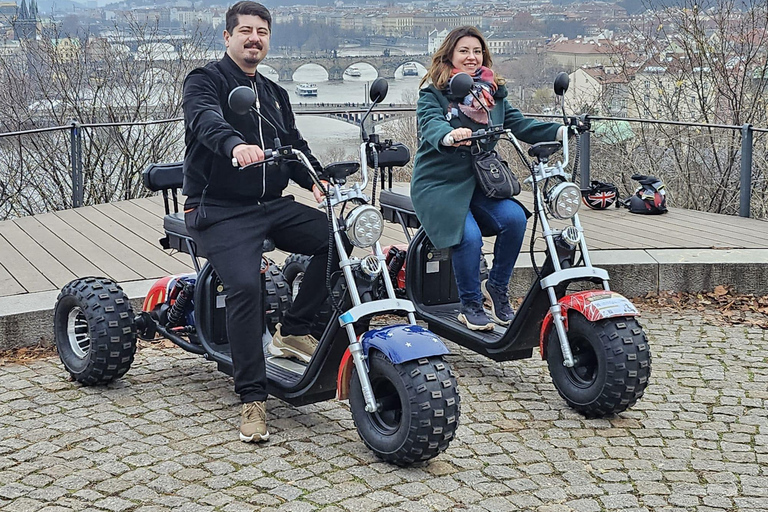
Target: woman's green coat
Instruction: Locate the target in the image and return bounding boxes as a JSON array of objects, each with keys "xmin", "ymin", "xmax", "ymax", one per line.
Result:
[{"xmin": 410, "ymin": 83, "xmax": 561, "ymax": 250}]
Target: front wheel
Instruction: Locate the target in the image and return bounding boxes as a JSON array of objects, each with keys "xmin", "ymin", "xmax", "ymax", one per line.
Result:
[
  {"xmin": 349, "ymin": 351, "xmax": 460, "ymax": 466},
  {"xmin": 547, "ymin": 314, "xmax": 651, "ymax": 417},
  {"xmin": 53, "ymin": 277, "xmax": 137, "ymax": 385}
]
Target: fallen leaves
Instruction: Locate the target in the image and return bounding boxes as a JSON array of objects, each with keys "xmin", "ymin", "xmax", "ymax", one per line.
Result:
[
  {"xmin": 635, "ymin": 285, "xmax": 768, "ymax": 329},
  {"xmin": 0, "ymin": 343, "xmax": 57, "ymax": 366}
]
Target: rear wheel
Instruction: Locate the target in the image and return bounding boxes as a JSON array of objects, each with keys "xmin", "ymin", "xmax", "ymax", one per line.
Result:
[
  {"xmin": 282, "ymin": 253, "xmax": 312, "ymax": 301},
  {"xmin": 349, "ymin": 351, "xmax": 460, "ymax": 466},
  {"xmin": 264, "ymin": 264, "xmax": 292, "ymax": 335},
  {"xmin": 547, "ymin": 314, "xmax": 651, "ymax": 417},
  {"xmin": 53, "ymin": 277, "xmax": 137, "ymax": 385}
]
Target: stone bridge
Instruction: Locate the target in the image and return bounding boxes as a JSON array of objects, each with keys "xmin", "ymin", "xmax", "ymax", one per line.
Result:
[
  {"xmin": 261, "ymin": 54, "xmax": 431, "ymax": 82},
  {"xmin": 293, "ymin": 103, "xmax": 416, "ymax": 126}
]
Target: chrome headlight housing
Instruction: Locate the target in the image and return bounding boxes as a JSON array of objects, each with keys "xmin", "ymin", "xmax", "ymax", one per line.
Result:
[
  {"xmin": 345, "ymin": 205, "xmax": 384, "ymax": 248},
  {"xmin": 547, "ymin": 182, "xmax": 581, "ymax": 220}
]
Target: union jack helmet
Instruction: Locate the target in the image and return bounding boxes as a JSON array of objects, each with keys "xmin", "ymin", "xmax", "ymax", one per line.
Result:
[{"xmin": 581, "ymin": 180, "xmax": 619, "ymax": 210}]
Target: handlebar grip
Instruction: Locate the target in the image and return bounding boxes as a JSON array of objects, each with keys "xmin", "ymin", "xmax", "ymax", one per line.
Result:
[
  {"xmin": 232, "ymin": 149, "xmax": 276, "ymax": 169},
  {"xmin": 445, "ymin": 134, "xmax": 455, "ymax": 145}
]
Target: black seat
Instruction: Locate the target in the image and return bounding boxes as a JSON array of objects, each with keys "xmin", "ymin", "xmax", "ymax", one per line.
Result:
[
  {"xmin": 380, "ymin": 186, "xmax": 420, "ymax": 229},
  {"xmin": 320, "ymin": 161, "xmax": 359, "ymax": 183},
  {"xmin": 143, "ymin": 162, "xmax": 183, "ymax": 191},
  {"xmin": 527, "ymin": 141, "xmax": 562, "ymax": 161}
]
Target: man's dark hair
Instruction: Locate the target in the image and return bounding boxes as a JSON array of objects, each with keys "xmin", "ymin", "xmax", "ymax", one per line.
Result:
[{"xmin": 226, "ymin": 1, "xmax": 272, "ymax": 34}]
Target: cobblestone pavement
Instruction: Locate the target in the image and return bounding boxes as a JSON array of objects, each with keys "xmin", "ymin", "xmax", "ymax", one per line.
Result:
[{"xmin": 0, "ymin": 309, "xmax": 766, "ymax": 512}]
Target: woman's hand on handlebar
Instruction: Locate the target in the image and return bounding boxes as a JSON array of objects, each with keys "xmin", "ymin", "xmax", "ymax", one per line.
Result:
[
  {"xmin": 231, "ymin": 143, "xmax": 265, "ymax": 167},
  {"xmin": 443, "ymin": 128, "xmax": 473, "ymax": 147}
]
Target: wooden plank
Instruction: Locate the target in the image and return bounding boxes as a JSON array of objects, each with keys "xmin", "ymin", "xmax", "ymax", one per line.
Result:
[
  {"xmin": 88, "ymin": 204, "xmax": 193, "ymax": 275},
  {"xmin": 0, "ymin": 233, "xmax": 46, "ymax": 294},
  {"xmin": 113, "ymin": 199, "xmax": 195, "ymax": 266},
  {"xmin": 112, "ymin": 199, "xmax": 165, "ymax": 236},
  {"xmin": 575, "ymin": 210, "xmax": 713, "ymax": 249},
  {"xmin": 57, "ymin": 208, "xmax": 169, "ymax": 280},
  {"xmin": 659, "ymin": 208, "xmax": 768, "ymax": 245},
  {"xmin": 13, "ymin": 215, "xmax": 104, "ymax": 279},
  {"xmin": 0, "ymin": 220, "xmax": 75, "ymax": 289},
  {"xmin": 24, "ymin": 212, "xmax": 140, "ymax": 283},
  {"xmin": 0, "ymin": 261, "xmax": 25, "ymax": 297}
]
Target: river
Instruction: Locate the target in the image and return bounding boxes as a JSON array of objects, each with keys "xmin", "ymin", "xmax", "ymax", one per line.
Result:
[{"xmin": 256, "ymin": 62, "xmax": 425, "ymax": 161}]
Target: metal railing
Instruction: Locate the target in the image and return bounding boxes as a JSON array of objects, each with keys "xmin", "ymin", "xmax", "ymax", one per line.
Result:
[{"xmin": 0, "ymin": 109, "xmax": 765, "ymax": 218}]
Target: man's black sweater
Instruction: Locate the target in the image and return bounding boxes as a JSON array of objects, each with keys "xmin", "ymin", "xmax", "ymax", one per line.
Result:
[{"xmin": 182, "ymin": 53, "xmax": 321, "ymax": 208}]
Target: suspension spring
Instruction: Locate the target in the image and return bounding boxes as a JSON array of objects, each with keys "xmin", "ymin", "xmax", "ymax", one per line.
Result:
[{"xmin": 167, "ymin": 282, "xmax": 194, "ymax": 327}]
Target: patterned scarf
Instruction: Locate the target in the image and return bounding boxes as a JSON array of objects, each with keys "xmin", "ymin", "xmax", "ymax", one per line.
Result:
[{"xmin": 450, "ymin": 66, "xmax": 497, "ymax": 124}]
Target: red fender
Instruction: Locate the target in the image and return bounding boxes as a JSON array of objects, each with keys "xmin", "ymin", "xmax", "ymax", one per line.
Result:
[
  {"xmin": 539, "ymin": 290, "xmax": 639, "ymax": 358},
  {"xmin": 142, "ymin": 276, "xmax": 174, "ymax": 312},
  {"xmin": 336, "ymin": 348, "xmax": 354, "ymax": 400},
  {"xmin": 142, "ymin": 273, "xmax": 196, "ymax": 313},
  {"xmin": 381, "ymin": 243, "xmax": 409, "ymax": 290}
]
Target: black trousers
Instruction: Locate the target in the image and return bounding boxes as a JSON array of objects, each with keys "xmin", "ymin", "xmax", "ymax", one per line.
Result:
[{"xmin": 185, "ymin": 196, "xmax": 340, "ymax": 403}]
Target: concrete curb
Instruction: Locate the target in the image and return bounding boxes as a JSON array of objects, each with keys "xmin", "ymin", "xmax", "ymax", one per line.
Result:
[{"xmin": 2, "ymin": 248, "xmax": 767, "ymax": 351}]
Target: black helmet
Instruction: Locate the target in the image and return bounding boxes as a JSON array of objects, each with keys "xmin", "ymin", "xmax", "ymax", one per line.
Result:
[
  {"xmin": 581, "ymin": 180, "xmax": 619, "ymax": 210},
  {"xmin": 624, "ymin": 174, "xmax": 668, "ymax": 214}
]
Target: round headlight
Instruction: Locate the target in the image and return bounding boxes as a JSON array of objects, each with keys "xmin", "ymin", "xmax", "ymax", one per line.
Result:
[
  {"xmin": 346, "ymin": 205, "xmax": 384, "ymax": 248},
  {"xmin": 547, "ymin": 182, "xmax": 581, "ymax": 220}
]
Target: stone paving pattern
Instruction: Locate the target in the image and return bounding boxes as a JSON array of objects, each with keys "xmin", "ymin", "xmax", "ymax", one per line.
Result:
[{"xmin": 0, "ymin": 309, "xmax": 766, "ymax": 512}]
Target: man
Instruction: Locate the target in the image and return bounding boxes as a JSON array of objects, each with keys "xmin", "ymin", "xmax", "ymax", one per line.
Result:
[{"xmin": 182, "ymin": 1, "xmax": 335, "ymax": 443}]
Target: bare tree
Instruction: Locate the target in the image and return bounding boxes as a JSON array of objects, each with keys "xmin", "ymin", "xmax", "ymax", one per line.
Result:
[
  {"xmin": 586, "ymin": 0, "xmax": 768, "ymax": 217},
  {"xmin": 0, "ymin": 18, "xmax": 215, "ymax": 219}
]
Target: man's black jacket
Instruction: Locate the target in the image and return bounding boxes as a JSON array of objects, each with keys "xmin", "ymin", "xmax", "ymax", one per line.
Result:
[{"xmin": 182, "ymin": 53, "xmax": 321, "ymax": 207}]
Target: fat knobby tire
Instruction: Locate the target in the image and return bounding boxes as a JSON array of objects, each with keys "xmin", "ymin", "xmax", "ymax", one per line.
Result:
[
  {"xmin": 54, "ymin": 277, "xmax": 137, "ymax": 385},
  {"xmin": 282, "ymin": 253, "xmax": 311, "ymax": 287},
  {"xmin": 547, "ymin": 314, "xmax": 651, "ymax": 418},
  {"xmin": 264, "ymin": 264, "xmax": 292, "ymax": 334},
  {"xmin": 350, "ymin": 351, "xmax": 460, "ymax": 466}
]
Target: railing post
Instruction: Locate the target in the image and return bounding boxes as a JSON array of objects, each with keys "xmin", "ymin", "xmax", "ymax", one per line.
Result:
[
  {"xmin": 69, "ymin": 119, "xmax": 83, "ymax": 208},
  {"xmin": 579, "ymin": 116, "xmax": 591, "ymax": 185},
  {"xmin": 740, "ymin": 124, "xmax": 753, "ymax": 218}
]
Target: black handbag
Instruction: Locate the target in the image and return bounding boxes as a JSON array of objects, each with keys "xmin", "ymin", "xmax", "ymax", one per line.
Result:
[{"xmin": 472, "ymin": 149, "xmax": 521, "ymax": 199}]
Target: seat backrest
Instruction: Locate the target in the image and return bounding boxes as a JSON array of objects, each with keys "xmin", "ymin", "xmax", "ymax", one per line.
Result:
[{"xmin": 143, "ymin": 162, "xmax": 184, "ymax": 192}]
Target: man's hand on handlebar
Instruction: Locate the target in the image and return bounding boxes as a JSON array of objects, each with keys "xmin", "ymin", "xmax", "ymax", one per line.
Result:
[
  {"xmin": 312, "ymin": 180, "xmax": 329, "ymax": 203},
  {"xmin": 231, "ymin": 143, "xmax": 265, "ymax": 167}
]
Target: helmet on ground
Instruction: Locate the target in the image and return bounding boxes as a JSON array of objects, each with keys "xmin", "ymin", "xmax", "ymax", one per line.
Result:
[
  {"xmin": 624, "ymin": 174, "xmax": 668, "ymax": 214},
  {"xmin": 581, "ymin": 180, "xmax": 619, "ymax": 210}
]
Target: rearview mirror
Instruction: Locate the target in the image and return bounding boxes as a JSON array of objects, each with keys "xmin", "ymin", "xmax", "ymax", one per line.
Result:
[
  {"xmin": 448, "ymin": 72, "xmax": 473, "ymax": 98},
  {"xmin": 554, "ymin": 72, "xmax": 570, "ymax": 96},
  {"xmin": 369, "ymin": 78, "xmax": 389, "ymax": 103},
  {"xmin": 228, "ymin": 86, "xmax": 256, "ymax": 115}
]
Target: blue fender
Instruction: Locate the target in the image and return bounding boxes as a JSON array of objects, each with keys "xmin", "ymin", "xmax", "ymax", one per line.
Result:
[{"xmin": 360, "ymin": 324, "xmax": 449, "ymax": 364}]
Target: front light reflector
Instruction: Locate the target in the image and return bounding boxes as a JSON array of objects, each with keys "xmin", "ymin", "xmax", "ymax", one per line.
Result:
[
  {"xmin": 346, "ymin": 205, "xmax": 384, "ymax": 248},
  {"xmin": 548, "ymin": 182, "xmax": 581, "ymax": 220}
]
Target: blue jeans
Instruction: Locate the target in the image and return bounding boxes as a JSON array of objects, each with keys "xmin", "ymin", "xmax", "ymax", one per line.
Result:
[{"xmin": 451, "ymin": 188, "xmax": 528, "ymax": 305}]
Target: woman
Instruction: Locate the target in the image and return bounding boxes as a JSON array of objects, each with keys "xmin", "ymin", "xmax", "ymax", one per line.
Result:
[{"xmin": 410, "ymin": 26, "xmax": 566, "ymax": 331}]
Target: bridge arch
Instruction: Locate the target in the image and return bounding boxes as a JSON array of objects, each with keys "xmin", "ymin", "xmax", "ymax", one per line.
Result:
[{"xmin": 263, "ymin": 54, "xmax": 431, "ymax": 82}]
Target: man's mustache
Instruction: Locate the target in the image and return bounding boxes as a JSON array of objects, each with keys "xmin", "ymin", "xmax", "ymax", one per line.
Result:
[{"xmin": 244, "ymin": 42, "xmax": 263, "ymax": 50}]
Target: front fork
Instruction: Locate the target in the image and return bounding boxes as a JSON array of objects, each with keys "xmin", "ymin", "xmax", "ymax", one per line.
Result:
[
  {"xmin": 536, "ymin": 187, "xmax": 610, "ymax": 368},
  {"xmin": 329, "ymin": 207, "xmax": 416, "ymax": 413}
]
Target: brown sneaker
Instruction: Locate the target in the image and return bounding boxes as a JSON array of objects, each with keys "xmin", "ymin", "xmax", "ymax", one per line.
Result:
[
  {"xmin": 240, "ymin": 401, "xmax": 269, "ymax": 442},
  {"xmin": 267, "ymin": 323, "xmax": 318, "ymax": 363}
]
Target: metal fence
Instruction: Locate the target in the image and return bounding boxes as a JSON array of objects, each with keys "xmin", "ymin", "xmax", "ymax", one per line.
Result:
[{"xmin": 0, "ymin": 109, "xmax": 766, "ymax": 219}]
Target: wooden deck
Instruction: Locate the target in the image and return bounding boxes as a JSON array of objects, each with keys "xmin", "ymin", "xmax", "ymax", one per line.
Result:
[{"xmin": 1, "ymin": 185, "xmax": 767, "ymax": 299}]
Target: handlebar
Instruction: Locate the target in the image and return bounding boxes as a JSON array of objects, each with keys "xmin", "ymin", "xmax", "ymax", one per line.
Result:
[
  {"xmin": 449, "ymin": 125, "xmax": 508, "ymax": 145},
  {"xmin": 231, "ymin": 146, "xmax": 292, "ymax": 171},
  {"xmin": 449, "ymin": 124, "xmax": 570, "ymax": 169}
]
